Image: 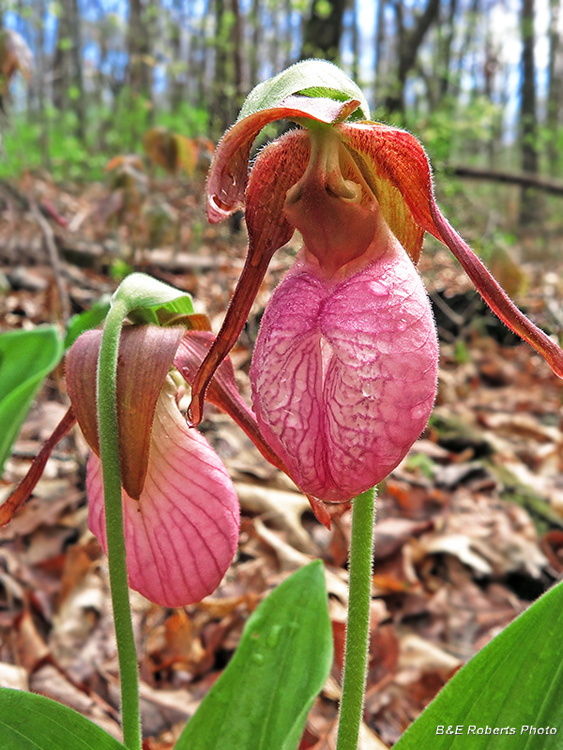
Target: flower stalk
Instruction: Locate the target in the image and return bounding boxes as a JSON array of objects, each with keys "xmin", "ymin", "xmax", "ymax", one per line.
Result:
[
  {"xmin": 96, "ymin": 299, "xmax": 141, "ymax": 750},
  {"xmin": 337, "ymin": 487, "xmax": 376, "ymax": 750}
]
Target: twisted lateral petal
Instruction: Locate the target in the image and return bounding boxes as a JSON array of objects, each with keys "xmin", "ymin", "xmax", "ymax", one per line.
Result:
[
  {"xmin": 87, "ymin": 380, "xmax": 240, "ymax": 607},
  {"xmin": 250, "ymin": 240, "xmax": 438, "ymax": 502},
  {"xmin": 175, "ymin": 331, "xmax": 332, "ymax": 528},
  {"xmin": 340, "ymin": 121, "xmax": 563, "ymax": 380},
  {"xmin": 190, "ymin": 131, "xmax": 310, "ymax": 426},
  {"xmin": 177, "ymin": 331, "xmax": 286, "ymax": 472},
  {"xmin": 207, "ymin": 96, "xmax": 360, "ymax": 222},
  {"xmin": 428, "ymin": 202, "xmax": 563, "ymax": 379},
  {"xmin": 0, "ymin": 407, "xmax": 76, "ymax": 526}
]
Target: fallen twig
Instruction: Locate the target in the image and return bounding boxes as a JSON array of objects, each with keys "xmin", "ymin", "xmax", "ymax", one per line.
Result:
[{"xmin": 29, "ymin": 198, "xmax": 71, "ymax": 323}]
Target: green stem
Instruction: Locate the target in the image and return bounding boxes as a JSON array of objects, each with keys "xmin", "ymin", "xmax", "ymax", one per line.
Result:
[
  {"xmin": 97, "ymin": 301, "xmax": 142, "ymax": 750},
  {"xmin": 337, "ymin": 487, "xmax": 376, "ymax": 750}
]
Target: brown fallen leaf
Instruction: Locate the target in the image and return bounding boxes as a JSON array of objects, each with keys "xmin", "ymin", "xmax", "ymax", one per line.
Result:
[
  {"xmin": 12, "ymin": 607, "xmax": 50, "ymax": 673},
  {"xmin": 235, "ymin": 481, "xmax": 315, "ymax": 553},
  {"xmin": 0, "ymin": 661, "xmax": 28, "ymax": 690}
]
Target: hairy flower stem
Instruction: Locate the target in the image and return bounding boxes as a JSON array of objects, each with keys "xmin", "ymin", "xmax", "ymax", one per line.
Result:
[
  {"xmin": 97, "ymin": 300, "xmax": 142, "ymax": 750},
  {"xmin": 337, "ymin": 487, "xmax": 376, "ymax": 750}
]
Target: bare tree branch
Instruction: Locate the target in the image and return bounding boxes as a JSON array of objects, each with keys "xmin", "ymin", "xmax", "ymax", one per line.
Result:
[{"xmin": 448, "ymin": 165, "xmax": 563, "ymax": 196}]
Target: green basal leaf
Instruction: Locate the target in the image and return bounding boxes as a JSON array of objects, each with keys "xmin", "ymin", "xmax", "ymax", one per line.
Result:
[
  {"xmin": 176, "ymin": 560, "xmax": 333, "ymax": 750},
  {"xmin": 64, "ymin": 294, "xmax": 112, "ymax": 349},
  {"xmin": 394, "ymin": 579, "xmax": 563, "ymax": 749},
  {"xmin": 238, "ymin": 59, "xmax": 370, "ymax": 121},
  {"xmin": 0, "ymin": 688, "xmax": 126, "ymax": 749},
  {"xmin": 0, "ymin": 326, "xmax": 63, "ymax": 478}
]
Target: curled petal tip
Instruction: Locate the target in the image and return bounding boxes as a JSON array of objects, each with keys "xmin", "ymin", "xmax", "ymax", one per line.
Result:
[
  {"xmin": 187, "ymin": 392, "xmax": 205, "ymax": 428},
  {"xmin": 207, "ymin": 192, "xmax": 234, "ymax": 223}
]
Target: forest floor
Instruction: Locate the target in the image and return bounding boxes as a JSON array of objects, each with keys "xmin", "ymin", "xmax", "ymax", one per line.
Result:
[{"xmin": 0, "ymin": 171, "xmax": 562, "ymax": 749}]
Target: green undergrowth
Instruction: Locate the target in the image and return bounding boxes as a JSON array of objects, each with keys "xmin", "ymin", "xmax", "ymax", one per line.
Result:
[{"xmin": 0, "ymin": 94, "xmax": 208, "ymax": 182}]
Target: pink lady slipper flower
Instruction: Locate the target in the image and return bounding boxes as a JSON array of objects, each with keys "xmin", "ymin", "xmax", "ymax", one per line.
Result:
[
  {"xmin": 68, "ymin": 325, "xmax": 241, "ymax": 608},
  {"xmin": 189, "ymin": 61, "xmax": 563, "ymax": 503},
  {"xmin": 2, "ymin": 324, "xmax": 241, "ymax": 608}
]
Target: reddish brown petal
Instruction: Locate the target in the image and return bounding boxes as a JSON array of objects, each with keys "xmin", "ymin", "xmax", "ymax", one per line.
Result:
[
  {"xmin": 66, "ymin": 325, "xmax": 185, "ymax": 499},
  {"xmin": 65, "ymin": 330, "xmax": 102, "ymax": 456},
  {"xmin": 0, "ymin": 407, "xmax": 76, "ymax": 526},
  {"xmin": 185, "ymin": 313, "xmax": 212, "ymax": 331},
  {"xmin": 429, "ymin": 201, "xmax": 563, "ymax": 379},
  {"xmin": 116, "ymin": 326, "xmax": 185, "ymax": 498},
  {"xmin": 306, "ymin": 497, "xmax": 333, "ymax": 529},
  {"xmin": 190, "ymin": 130, "xmax": 310, "ymax": 426},
  {"xmin": 177, "ymin": 331, "xmax": 287, "ymax": 473},
  {"xmin": 341, "ymin": 121, "xmax": 563, "ymax": 379},
  {"xmin": 338, "ymin": 121, "xmax": 433, "ymax": 264},
  {"xmin": 207, "ymin": 95, "xmax": 359, "ymax": 223}
]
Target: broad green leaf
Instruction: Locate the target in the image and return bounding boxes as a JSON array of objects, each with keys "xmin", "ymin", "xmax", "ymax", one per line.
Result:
[
  {"xmin": 0, "ymin": 326, "xmax": 63, "ymax": 477},
  {"xmin": 394, "ymin": 580, "xmax": 563, "ymax": 749},
  {"xmin": 176, "ymin": 560, "xmax": 333, "ymax": 750},
  {"xmin": 113, "ymin": 272, "xmax": 194, "ymax": 322},
  {"xmin": 64, "ymin": 295, "xmax": 112, "ymax": 349},
  {"xmin": 238, "ymin": 59, "xmax": 370, "ymax": 122},
  {"xmin": 0, "ymin": 688, "xmax": 126, "ymax": 749}
]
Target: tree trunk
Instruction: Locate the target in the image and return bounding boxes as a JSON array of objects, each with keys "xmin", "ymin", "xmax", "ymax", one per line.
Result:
[
  {"xmin": 210, "ymin": 0, "xmax": 241, "ymax": 136},
  {"xmin": 546, "ymin": 0, "xmax": 563, "ymax": 174},
  {"xmin": 351, "ymin": 0, "xmax": 359, "ymax": 83},
  {"xmin": 36, "ymin": 0, "xmax": 50, "ymax": 167},
  {"xmin": 52, "ymin": 1, "xmax": 71, "ymax": 113},
  {"xmin": 127, "ymin": 0, "xmax": 153, "ymax": 101},
  {"xmin": 231, "ymin": 0, "xmax": 243, "ymax": 104},
  {"xmin": 438, "ymin": 0, "xmax": 457, "ymax": 100},
  {"xmin": 211, "ymin": 0, "xmax": 229, "ymax": 136},
  {"xmin": 187, "ymin": 4, "xmax": 207, "ymax": 110},
  {"xmin": 170, "ymin": 2, "xmax": 184, "ymax": 113},
  {"xmin": 68, "ymin": 0, "xmax": 86, "ymax": 142},
  {"xmin": 248, "ymin": 0, "xmax": 261, "ymax": 88},
  {"xmin": 373, "ymin": 0, "xmax": 386, "ymax": 106},
  {"xmin": 52, "ymin": 0, "xmax": 86, "ymax": 140},
  {"xmin": 519, "ymin": 0, "xmax": 541, "ymax": 228},
  {"xmin": 454, "ymin": 0, "xmax": 480, "ymax": 98},
  {"xmin": 300, "ymin": 0, "xmax": 347, "ymax": 62},
  {"xmin": 384, "ymin": 0, "xmax": 441, "ymax": 116},
  {"xmin": 283, "ymin": 0, "xmax": 293, "ymax": 69}
]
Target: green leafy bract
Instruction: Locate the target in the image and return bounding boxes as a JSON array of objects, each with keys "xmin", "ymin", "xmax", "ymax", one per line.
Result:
[
  {"xmin": 238, "ymin": 59, "xmax": 370, "ymax": 122},
  {"xmin": 176, "ymin": 560, "xmax": 333, "ymax": 750},
  {"xmin": 113, "ymin": 271, "xmax": 194, "ymax": 324}
]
